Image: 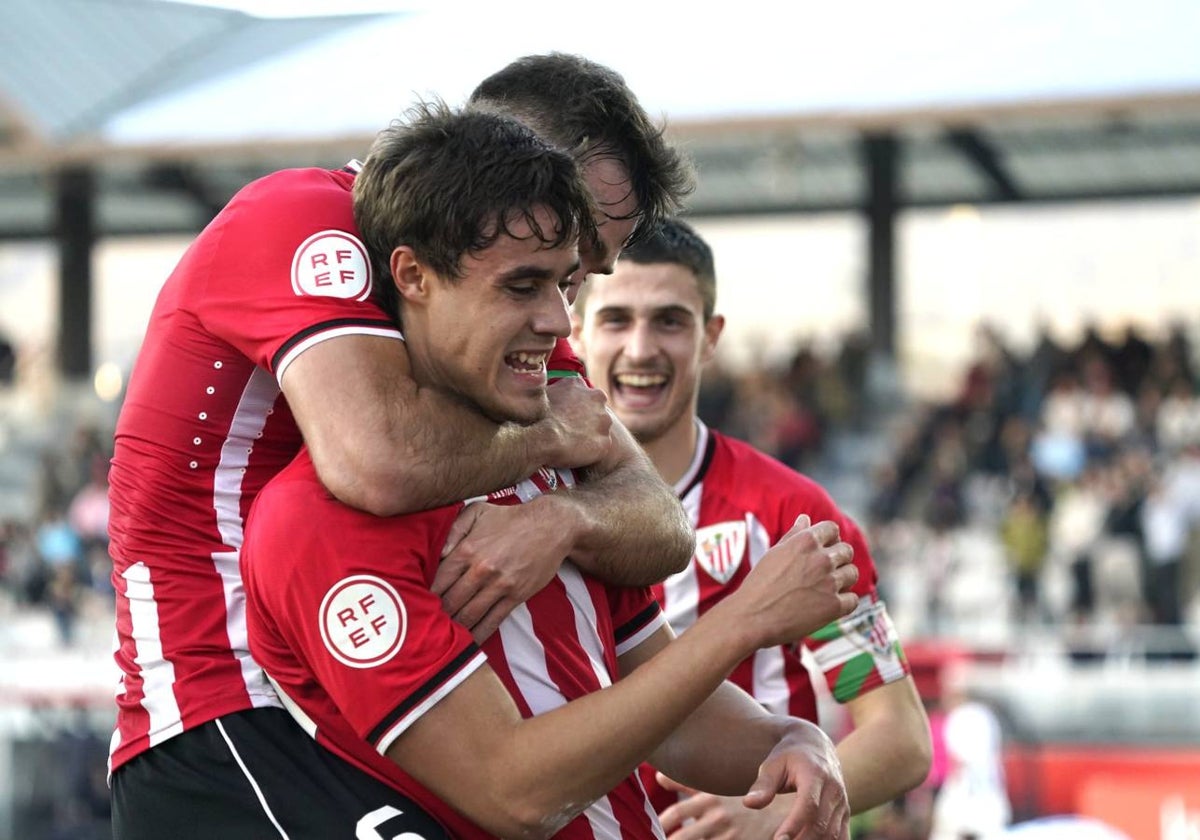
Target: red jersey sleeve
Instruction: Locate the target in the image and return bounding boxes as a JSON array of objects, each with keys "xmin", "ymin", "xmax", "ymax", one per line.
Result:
[
  {"xmin": 242, "ymin": 454, "xmax": 485, "ymax": 755},
  {"xmin": 776, "ymin": 477, "xmax": 879, "ymax": 599},
  {"xmin": 188, "ymin": 167, "xmax": 402, "ymax": 383},
  {"xmin": 777, "ymin": 479, "xmax": 912, "ymax": 702},
  {"xmin": 607, "ymin": 586, "xmax": 666, "ymax": 657}
]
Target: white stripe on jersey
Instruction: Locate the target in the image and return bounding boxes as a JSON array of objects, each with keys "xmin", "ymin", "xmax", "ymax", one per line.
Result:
[
  {"xmin": 662, "ymin": 481, "xmax": 704, "ymax": 632},
  {"xmin": 213, "ymin": 367, "xmax": 286, "ymax": 707},
  {"xmin": 559, "ymin": 565, "xmax": 613, "ymax": 690},
  {"xmin": 498, "ymin": 601, "xmax": 562, "ymax": 715},
  {"xmin": 120, "ymin": 561, "xmax": 183, "ymax": 749},
  {"xmin": 614, "ymin": 613, "xmax": 667, "ymax": 658},
  {"xmin": 498, "ymin": 571, "xmax": 627, "ymax": 840},
  {"xmin": 274, "ymin": 326, "xmax": 404, "ymax": 385},
  {"xmin": 580, "ymin": 794, "xmax": 623, "ymax": 840},
  {"xmin": 637, "ymin": 777, "xmax": 669, "ymax": 840},
  {"xmin": 743, "ymin": 514, "xmax": 790, "ymax": 713}
]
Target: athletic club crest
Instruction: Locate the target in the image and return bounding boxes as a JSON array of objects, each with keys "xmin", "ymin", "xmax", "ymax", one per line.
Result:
[{"xmin": 693, "ymin": 520, "xmax": 747, "ymax": 584}]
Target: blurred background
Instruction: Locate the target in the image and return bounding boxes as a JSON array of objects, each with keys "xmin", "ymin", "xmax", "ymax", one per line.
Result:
[{"xmin": 1, "ymin": 0, "xmax": 1198, "ymax": 838}]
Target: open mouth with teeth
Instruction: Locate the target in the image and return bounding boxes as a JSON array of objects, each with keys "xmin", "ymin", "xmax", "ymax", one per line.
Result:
[
  {"xmin": 612, "ymin": 371, "xmax": 670, "ymax": 408},
  {"xmin": 505, "ymin": 351, "xmax": 549, "ymax": 377}
]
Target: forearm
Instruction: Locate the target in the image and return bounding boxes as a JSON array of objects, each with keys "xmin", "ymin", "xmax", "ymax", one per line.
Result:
[
  {"xmin": 836, "ymin": 684, "xmax": 932, "ymax": 812},
  {"xmin": 333, "ymin": 385, "xmax": 547, "ymax": 514},
  {"xmin": 286, "ymin": 336, "xmax": 549, "ymax": 514},
  {"xmin": 648, "ymin": 681, "xmax": 799, "ymax": 796},
  {"xmin": 507, "ymin": 621, "xmax": 751, "ymax": 808},
  {"xmin": 563, "ymin": 420, "xmax": 693, "ymax": 584},
  {"xmin": 392, "ymin": 620, "xmax": 761, "ymax": 839}
]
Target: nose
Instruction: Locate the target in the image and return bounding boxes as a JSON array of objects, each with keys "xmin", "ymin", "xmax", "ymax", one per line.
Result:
[
  {"xmin": 533, "ymin": 289, "xmax": 572, "ymax": 339},
  {"xmin": 624, "ymin": 319, "xmax": 655, "ymax": 362}
]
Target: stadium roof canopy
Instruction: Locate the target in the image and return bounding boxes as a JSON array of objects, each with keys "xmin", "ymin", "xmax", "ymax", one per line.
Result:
[{"xmin": 3, "ymin": 0, "xmax": 1200, "ymax": 371}]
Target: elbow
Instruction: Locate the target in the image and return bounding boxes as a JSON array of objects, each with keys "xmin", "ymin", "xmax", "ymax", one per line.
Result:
[
  {"xmin": 663, "ymin": 507, "xmax": 696, "ymax": 576},
  {"xmin": 899, "ymin": 723, "xmax": 934, "ymax": 794},
  {"xmin": 482, "ymin": 795, "xmax": 578, "ymax": 840},
  {"xmin": 310, "ymin": 452, "xmax": 403, "ymax": 517}
]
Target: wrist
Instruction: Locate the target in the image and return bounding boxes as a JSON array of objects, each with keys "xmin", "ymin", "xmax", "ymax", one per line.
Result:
[
  {"xmin": 499, "ymin": 420, "xmax": 557, "ymax": 477},
  {"xmin": 527, "ymin": 492, "xmax": 588, "ymax": 556}
]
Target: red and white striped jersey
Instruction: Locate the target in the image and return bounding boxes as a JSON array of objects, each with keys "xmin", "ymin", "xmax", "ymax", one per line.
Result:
[
  {"xmin": 106, "ymin": 163, "xmax": 405, "ymax": 772},
  {"xmin": 641, "ymin": 420, "xmax": 910, "ymax": 811},
  {"xmin": 243, "ymin": 450, "xmax": 668, "ymax": 840}
]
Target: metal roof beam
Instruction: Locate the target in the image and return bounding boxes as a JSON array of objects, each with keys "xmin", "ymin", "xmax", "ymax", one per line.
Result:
[
  {"xmin": 945, "ymin": 129, "xmax": 1021, "ymax": 200},
  {"xmin": 143, "ymin": 163, "xmax": 228, "ymax": 222}
]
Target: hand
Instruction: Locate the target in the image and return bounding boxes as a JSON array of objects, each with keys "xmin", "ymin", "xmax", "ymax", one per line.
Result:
[
  {"xmin": 657, "ymin": 774, "xmax": 785, "ymax": 840},
  {"xmin": 433, "ymin": 499, "xmax": 574, "ymax": 642},
  {"xmin": 730, "ymin": 515, "xmax": 858, "ymax": 649},
  {"xmin": 538, "ymin": 377, "xmax": 613, "ymax": 469},
  {"xmin": 742, "ymin": 721, "xmax": 850, "ymax": 840}
]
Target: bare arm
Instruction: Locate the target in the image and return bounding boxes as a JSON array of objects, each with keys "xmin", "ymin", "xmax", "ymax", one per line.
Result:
[
  {"xmin": 627, "ymin": 633, "xmax": 850, "ymax": 840},
  {"xmin": 832, "ymin": 677, "xmax": 931, "ymax": 813},
  {"xmin": 656, "ymin": 679, "xmax": 930, "ymax": 839},
  {"xmin": 386, "ymin": 519, "xmax": 858, "ymax": 840},
  {"xmin": 433, "ymin": 410, "xmax": 693, "ymax": 639},
  {"xmin": 565, "ymin": 409, "xmax": 694, "ymax": 581},
  {"xmin": 282, "ymin": 335, "xmax": 612, "ymax": 515}
]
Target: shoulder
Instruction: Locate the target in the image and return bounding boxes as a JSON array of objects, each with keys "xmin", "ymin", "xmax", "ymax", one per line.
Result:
[
  {"xmin": 217, "ymin": 167, "xmax": 359, "ymax": 243},
  {"xmin": 710, "ymin": 430, "xmax": 840, "ymax": 514}
]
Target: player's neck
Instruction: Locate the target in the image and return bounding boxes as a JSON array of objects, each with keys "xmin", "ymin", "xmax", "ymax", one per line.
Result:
[{"xmin": 642, "ymin": 413, "xmax": 700, "ymax": 487}]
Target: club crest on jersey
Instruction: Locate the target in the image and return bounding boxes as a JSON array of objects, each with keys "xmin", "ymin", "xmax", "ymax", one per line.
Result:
[
  {"xmin": 291, "ymin": 230, "xmax": 372, "ymax": 300},
  {"xmin": 693, "ymin": 520, "xmax": 747, "ymax": 585},
  {"xmin": 319, "ymin": 575, "xmax": 407, "ymax": 668}
]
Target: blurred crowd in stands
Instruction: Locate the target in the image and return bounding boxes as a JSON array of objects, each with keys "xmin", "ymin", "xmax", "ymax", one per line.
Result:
[
  {"xmin": 696, "ymin": 318, "xmax": 1200, "ymax": 657},
  {"xmin": 0, "ymin": 421, "xmax": 113, "ymax": 649},
  {"xmin": 3, "ymin": 317, "xmax": 1200, "ymax": 657}
]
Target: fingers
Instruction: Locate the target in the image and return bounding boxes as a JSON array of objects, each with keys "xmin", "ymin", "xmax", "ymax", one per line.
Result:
[
  {"xmin": 832, "ymin": 561, "xmax": 859, "ymax": 590},
  {"xmin": 439, "ymin": 504, "xmax": 482, "ymax": 561},
  {"xmin": 826, "ymin": 540, "xmax": 854, "ymax": 569},
  {"xmin": 743, "ymin": 759, "xmax": 784, "ymax": 811},
  {"xmin": 467, "ymin": 598, "xmax": 518, "ymax": 644},
  {"xmin": 655, "ymin": 772, "xmax": 700, "ymax": 796},
  {"xmin": 438, "ymin": 572, "xmax": 485, "ymax": 624},
  {"xmin": 659, "ymin": 794, "xmax": 731, "ymax": 840},
  {"xmin": 783, "ymin": 516, "xmax": 840, "ymax": 550},
  {"xmin": 796, "ymin": 780, "xmax": 849, "ymax": 840}
]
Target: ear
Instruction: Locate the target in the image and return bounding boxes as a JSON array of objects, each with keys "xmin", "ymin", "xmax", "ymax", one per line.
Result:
[
  {"xmin": 700, "ymin": 314, "xmax": 725, "ymax": 364},
  {"xmin": 568, "ymin": 311, "xmax": 585, "ymax": 358},
  {"xmin": 390, "ymin": 246, "xmax": 429, "ymax": 305}
]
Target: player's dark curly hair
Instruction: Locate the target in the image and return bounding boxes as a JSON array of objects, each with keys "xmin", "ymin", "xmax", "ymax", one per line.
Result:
[
  {"xmin": 353, "ymin": 100, "xmax": 596, "ymax": 326},
  {"xmin": 576, "ymin": 217, "xmax": 717, "ymax": 320},
  {"xmin": 469, "ymin": 53, "xmax": 695, "ymax": 249}
]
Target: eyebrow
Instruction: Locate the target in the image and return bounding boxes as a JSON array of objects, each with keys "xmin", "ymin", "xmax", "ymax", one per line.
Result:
[
  {"xmin": 497, "ymin": 259, "xmax": 581, "ymax": 283},
  {"xmin": 594, "ymin": 304, "xmax": 696, "ymax": 320}
]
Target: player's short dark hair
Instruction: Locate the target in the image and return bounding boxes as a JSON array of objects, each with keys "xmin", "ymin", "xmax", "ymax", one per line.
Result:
[
  {"xmin": 579, "ymin": 217, "xmax": 717, "ymax": 320},
  {"xmin": 353, "ymin": 100, "xmax": 595, "ymax": 326},
  {"xmin": 469, "ymin": 53, "xmax": 695, "ymax": 248}
]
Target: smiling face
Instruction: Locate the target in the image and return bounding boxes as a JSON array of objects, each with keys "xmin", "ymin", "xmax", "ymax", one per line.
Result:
[
  {"xmin": 396, "ymin": 207, "xmax": 579, "ymax": 425},
  {"xmin": 573, "ymin": 258, "xmax": 723, "ymax": 448}
]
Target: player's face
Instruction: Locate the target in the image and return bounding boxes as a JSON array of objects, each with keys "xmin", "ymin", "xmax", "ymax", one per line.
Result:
[
  {"xmin": 566, "ymin": 157, "xmax": 639, "ymax": 305},
  {"xmin": 403, "ymin": 208, "xmax": 579, "ymax": 425},
  {"xmin": 573, "ymin": 261, "xmax": 722, "ymax": 446}
]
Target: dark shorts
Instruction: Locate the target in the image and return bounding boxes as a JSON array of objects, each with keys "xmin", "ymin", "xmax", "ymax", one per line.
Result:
[{"xmin": 111, "ymin": 707, "xmax": 450, "ymax": 840}]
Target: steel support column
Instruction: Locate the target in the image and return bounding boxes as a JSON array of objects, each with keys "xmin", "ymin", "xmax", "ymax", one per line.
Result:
[
  {"xmin": 862, "ymin": 133, "xmax": 899, "ymax": 360},
  {"xmin": 55, "ymin": 166, "xmax": 95, "ymax": 380}
]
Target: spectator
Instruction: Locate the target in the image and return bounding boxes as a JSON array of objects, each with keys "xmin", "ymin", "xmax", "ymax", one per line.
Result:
[{"xmin": 1000, "ymin": 490, "xmax": 1050, "ymax": 625}]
